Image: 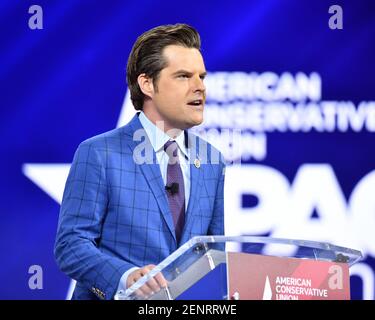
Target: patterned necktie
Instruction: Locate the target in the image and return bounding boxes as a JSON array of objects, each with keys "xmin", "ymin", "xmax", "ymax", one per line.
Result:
[{"xmin": 164, "ymin": 140, "xmax": 185, "ymax": 243}]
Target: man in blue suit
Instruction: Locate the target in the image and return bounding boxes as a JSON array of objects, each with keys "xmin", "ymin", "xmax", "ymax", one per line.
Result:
[{"xmin": 54, "ymin": 23, "xmax": 225, "ymax": 300}]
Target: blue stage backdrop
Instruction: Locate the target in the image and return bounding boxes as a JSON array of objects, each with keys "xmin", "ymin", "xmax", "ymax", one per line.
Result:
[{"xmin": 1, "ymin": 0, "xmax": 374, "ymax": 299}]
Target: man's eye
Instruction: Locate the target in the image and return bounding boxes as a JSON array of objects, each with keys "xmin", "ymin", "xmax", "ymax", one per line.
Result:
[{"xmin": 178, "ymin": 74, "xmax": 189, "ymax": 78}]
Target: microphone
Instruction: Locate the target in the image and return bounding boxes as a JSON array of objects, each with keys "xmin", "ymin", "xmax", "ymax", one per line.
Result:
[{"xmin": 165, "ymin": 182, "xmax": 179, "ymax": 195}]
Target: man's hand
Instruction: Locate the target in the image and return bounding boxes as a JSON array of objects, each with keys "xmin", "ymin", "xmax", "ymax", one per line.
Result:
[{"xmin": 126, "ymin": 264, "xmax": 168, "ymax": 298}]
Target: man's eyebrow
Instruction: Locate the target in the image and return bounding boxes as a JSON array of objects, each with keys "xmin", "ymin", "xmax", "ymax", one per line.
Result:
[
  {"xmin": 172, "ymin": 70, "xmax": 193, "ymax": 76},
  {"xmin": 172, "ymin": 70, "xmax": 207, "ymax": 77}
]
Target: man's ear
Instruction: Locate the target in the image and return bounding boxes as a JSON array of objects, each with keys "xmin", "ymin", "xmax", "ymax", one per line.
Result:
[{"xmin": 137, "ymin": 73, "xmax": 154, "ymax": 98}]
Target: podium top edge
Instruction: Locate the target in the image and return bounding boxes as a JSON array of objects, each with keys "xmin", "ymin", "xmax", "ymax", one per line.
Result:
[{"xmin": 188, "ymin": 235, "xmax": 362, "ymax": 258}]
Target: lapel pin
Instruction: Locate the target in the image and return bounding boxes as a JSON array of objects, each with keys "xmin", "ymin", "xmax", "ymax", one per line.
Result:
[{"xmin": 194, "ymin": 158, "xmax": 201, "ymax": 168}]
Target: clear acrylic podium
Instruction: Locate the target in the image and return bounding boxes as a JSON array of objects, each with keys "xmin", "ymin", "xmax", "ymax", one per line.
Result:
[{"xmin": 114, "ymin": 236, "xmax": 362, "ymax": 300}]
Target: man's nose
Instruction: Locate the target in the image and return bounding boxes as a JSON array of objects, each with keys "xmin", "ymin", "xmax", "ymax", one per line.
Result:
[{"xmin": 192, "ymin": 75, "xmax": 206, "ymax": 93}]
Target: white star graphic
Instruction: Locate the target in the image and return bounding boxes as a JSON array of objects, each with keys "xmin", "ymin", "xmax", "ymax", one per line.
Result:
[{"xmin": 22, "ymin": 90, "xmax": 136, "ymax": 300}]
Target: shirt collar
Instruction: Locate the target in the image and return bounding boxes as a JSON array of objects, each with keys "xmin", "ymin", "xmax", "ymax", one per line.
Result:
[{"xmin": 138, "ymin": 111, "xmax": 189, "ymax": 159}]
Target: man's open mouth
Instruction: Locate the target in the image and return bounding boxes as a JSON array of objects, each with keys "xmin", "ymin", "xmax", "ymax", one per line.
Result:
[{"xmin": 187, "ymin": 99, "xmax": 203, "ymax": 107}]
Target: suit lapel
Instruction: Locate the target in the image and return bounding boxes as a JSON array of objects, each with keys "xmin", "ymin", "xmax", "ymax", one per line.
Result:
[
  {"xmin": 124, "ymin": 114, "xmax": 177, "ymax": 245},
  {"xmin": 183, "ymin": 133, "xmax": 203, "ymax": 235}
]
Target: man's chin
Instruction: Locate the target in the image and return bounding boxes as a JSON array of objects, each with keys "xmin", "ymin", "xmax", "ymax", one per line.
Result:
[{"xmin": 184, "ymin": 116, "xmax": 203, "ymax": 129}]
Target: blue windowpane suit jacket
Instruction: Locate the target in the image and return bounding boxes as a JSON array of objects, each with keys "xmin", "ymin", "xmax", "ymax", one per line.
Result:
[{"xmin": 54, "ymin": 113, "xmax": 225, "ymax": 300}]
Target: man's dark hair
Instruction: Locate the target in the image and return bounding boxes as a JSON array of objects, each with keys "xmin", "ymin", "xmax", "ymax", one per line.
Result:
[{"xmin": 126, "ymin": 23, "xmax": 201, "ymax": 110}]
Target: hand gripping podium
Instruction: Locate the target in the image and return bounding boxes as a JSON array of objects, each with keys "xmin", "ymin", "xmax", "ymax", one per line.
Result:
[{"xmin": 114, "ymin": 236, "xmax": 362, "ymax": 300}]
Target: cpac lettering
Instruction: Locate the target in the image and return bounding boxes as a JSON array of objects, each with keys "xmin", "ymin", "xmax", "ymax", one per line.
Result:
[{"xmin": 225, "ymin": 164, "xmax": 375, "ymax": 257}]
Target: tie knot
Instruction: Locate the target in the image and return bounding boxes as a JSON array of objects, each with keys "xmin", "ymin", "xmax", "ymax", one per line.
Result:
[{"xmin": 164, "ymin": 140, "xmax": 179, "ymax": 161}]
